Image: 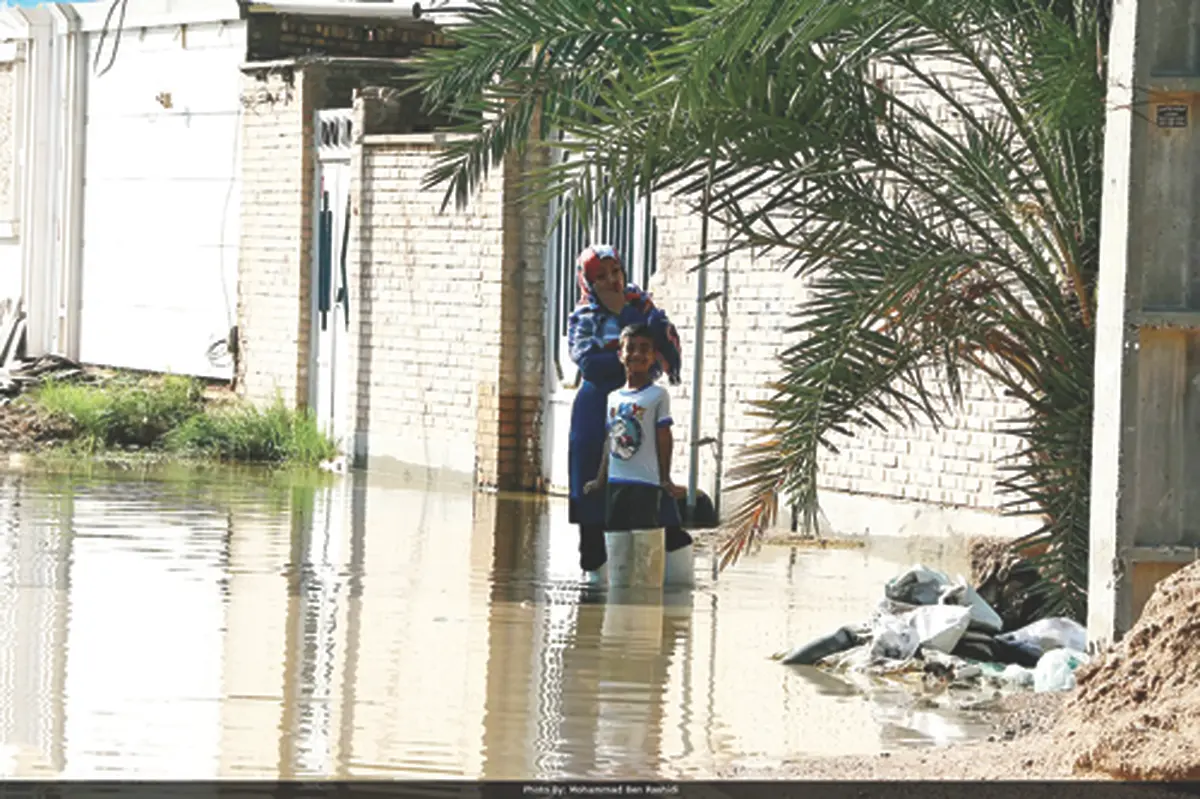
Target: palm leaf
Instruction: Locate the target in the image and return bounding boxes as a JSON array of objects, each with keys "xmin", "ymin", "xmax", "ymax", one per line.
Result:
[{"xmin": 411, "ymin": 0, "xmax": 1108, "ymax": 618}]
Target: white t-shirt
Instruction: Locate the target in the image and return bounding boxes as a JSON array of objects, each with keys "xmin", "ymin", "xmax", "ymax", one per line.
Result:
[{"xmin": 605, "ymin": 383, "xmax": 673, "ymax": 487}]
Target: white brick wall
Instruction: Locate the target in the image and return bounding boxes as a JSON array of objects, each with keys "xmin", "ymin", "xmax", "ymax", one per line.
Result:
[
  {"xmin": 344, "ymin": 137, "xmax": 506, "ymax": 476},
  {"xmin": 648, "ymin": 192, "xmax": 1029, "ymax": 535},
  {"xmin": 237, "ymin": 78, "xmax": 546, "ymax": 488},
  {"xmin": 236, "ymin": 69, "xmax": 311, "ymax": 407},
  {"xmin": 233, "ymin": 59, "xmax": 1034, "ymax": 537}
]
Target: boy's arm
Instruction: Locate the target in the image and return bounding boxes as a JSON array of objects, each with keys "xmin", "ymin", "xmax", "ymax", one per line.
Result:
[
  {"xmin": 656, "ymin": 426, "xmax": 674, "ymax": 489},
  {"xmin": 656, "ymin": 391, "xmax": 685, "ymax": 498}
]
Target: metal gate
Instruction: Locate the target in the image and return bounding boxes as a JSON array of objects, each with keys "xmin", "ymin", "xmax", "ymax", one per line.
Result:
[
  {"xmin": 541, "ymin": 188, "xmax": 660, "ymax": 493},
  {"xmin": 310, "ymin": 109, "xmax": 354, "ymax": 446}
]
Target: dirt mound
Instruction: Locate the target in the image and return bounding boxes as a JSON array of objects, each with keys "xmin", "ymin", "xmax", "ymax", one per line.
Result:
[
  {"xmin": 1054, "ymin": 560, "xmax": 1200, "ymax": 779},
  {"xmin": 0, "ymin": 400, "xmax": 72, "ymax": 452}
]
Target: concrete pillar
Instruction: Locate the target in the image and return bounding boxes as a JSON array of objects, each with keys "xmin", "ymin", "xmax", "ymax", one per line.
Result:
[{"xmin": 1088, "ymin": 0, "xmax": 1200, "ymax": 649}]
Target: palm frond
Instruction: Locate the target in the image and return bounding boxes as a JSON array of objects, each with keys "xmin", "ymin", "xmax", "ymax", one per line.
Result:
[{"xmin": 411, "ymin": 0, "xmax": 1109, "ymax": 617}]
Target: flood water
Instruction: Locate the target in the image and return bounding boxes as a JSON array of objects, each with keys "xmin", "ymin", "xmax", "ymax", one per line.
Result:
[{"xmin": 0, "ymin": 460, "xmax": 998, "ymax": 779}]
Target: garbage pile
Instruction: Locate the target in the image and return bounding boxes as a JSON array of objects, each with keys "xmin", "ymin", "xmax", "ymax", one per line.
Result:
[
  {"xmin": 970, "ymin": 537, "xmax": 1046, "ymax": 632},
  {"xmin": 0, "ymin": 354, "xmax": 88, "ymax": 401},
  {"xmin": 775, "ymin": 564, "xmax": 1090, "ymax": 702}
]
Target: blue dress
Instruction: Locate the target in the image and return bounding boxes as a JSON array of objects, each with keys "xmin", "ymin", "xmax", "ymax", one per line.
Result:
[{"xmin": 567, "ymin": 289, "xmax": 683, "ymax": 529}]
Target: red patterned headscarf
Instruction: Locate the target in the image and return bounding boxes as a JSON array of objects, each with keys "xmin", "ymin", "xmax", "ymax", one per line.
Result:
[
  {"xmin": 575, "ymin": 244, "xmax": 651, "ymax": 311},
  {"xmin": 570, "ymin": 243, "xmax": 683, "ymax": 384},
  {"xmin": 575, "ymin": 244, "xmax": 620, "ymax": 308}
]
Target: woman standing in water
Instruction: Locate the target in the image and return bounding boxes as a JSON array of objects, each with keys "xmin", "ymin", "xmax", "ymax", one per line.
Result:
[{"xmin": 567, "ymin": 244, "xmax": 694, "ymax": 585}]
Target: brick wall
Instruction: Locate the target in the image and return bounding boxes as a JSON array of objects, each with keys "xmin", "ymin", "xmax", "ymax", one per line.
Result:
[
  {"xmin": 236, "ymin": 60, "xmax": 424, "ymax": 408},
  {"xmin": 343, "ymin": 135, "xmax": 503, "ymax": 477},
  {"xmin": 236, "ymin": 66, "xmax": 313, "ymax": 407},
  {"xmin": 237, "ymin": 60, "xmax": 546, "ymax": 488},
  {"xmin": 233, "ymin": 58, "xmax": 1034, "ymax": 536},
  {"xmin": 339, "ymin": 96, "xmax": 545, "ymax": 488},
  {"xmin": 648, "ymin": 193, "xmax": 1031, "ymax": 538},
  {"xmin": 491, "ymin": 119, "xmax": 547, "ymax": 491}
]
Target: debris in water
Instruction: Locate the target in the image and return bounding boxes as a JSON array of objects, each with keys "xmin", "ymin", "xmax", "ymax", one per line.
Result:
[{"xmin": 775, "ymin": 562, "xmax": 1092, "ymax": 706}]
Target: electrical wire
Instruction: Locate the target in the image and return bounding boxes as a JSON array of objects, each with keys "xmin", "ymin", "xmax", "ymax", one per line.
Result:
[
  {"xmin": 92, "ymin": 0, "xmax": 129, "ymax": 78},
  {"xmin": 210, "ymin": 100, "xmax": 244, "ymax": 374}
]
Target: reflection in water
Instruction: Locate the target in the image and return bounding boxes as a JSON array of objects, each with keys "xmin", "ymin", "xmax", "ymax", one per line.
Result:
[
  {"xmin": 0, "ymin": 462, "xmax": 996, "ymax": 779},
  {"xmin": 0, "ymin": 472, "xmax": 69, "ymax": 776}
]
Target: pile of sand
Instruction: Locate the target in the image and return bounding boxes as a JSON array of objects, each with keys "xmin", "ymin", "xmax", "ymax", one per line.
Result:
[{"xmin": 1052, "ymin": 559, "xmax": 1200, "ymax": 780}]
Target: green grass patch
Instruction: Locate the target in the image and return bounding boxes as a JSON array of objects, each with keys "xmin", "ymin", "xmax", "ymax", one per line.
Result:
[
  {"xmin": 31, "ymin": 373, "xmax": 337, "ymax": 466},
  {"xmin": 164, "ymin": 401, "xmax": 337, "ymax": 465},
  {"xmin": 35, "ymin": 374, "xmax": 203, "ymax": 451}
]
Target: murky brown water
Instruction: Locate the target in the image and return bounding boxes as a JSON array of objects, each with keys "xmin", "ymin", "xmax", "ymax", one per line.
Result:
[{"xmin": 0, "ymin": 460, "xmax": 997, "ymax": 779}]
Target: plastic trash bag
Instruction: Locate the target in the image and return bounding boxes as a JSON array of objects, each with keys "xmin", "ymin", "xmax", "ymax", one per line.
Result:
[
  {"xmin": 1032, "ymin": 647, "xmax": 1089, "ymax": 692},
  {"xmin": 869, "ymin": 614, "xmax": 921, "ymax": 661},
  {"xmin": 909, "ymin": 604, "xmax": 973, "ymax": 654},
  {"xmin": 778, "ymin": 626, "xmax": 863, "ymax": 666},
  {"xmin": 976, "ymin": 661, "xmax": 1033, "ymax": 689},
  {"xmin": 937, "ymin": 579, "xmax": 1004, "ymax": 633},
  {"xmin": 997, "ymin": 617, "xmax": 1087, "ymax": 656},
  {"xmin": 885, "ymin": 565, "xmax": 1004, "ymax": 633},
  {"xmin": 990, "ymin": 633, "xmax": 1043, "ymax": 668},
  {"xmin": 885, "ymin": 565, "xmax": 950, "ymax": 606},
  {"xmin": 1002, "ymin": 663, "xmax": 1035, "ymax": 688}
]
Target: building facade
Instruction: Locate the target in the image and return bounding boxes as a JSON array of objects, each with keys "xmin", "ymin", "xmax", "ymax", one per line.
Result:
[{"xmin": 0, "ymin": 0, "xmax": 1034, "ymax": 540}]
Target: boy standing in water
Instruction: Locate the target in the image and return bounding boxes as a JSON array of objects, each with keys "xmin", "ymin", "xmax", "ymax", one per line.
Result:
[{"xmin": 584, "ymin": 323, "xmax": 691, "ymax": 584}]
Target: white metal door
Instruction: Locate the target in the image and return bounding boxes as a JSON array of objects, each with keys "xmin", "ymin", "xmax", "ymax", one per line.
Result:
[
  {"xmin": 311, "ymin": 110, "xmax": 353, "ymax": 447},
  {"xmin": 541, "ymin": 191, "xmax": 659, "ymax": 494}
]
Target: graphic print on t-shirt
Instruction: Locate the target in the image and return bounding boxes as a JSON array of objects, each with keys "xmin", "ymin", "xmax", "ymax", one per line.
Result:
[
  {"xmin": 605, "ymin": 384, "xmax": 671, "ymax": 488},
  {"xmin": 609, "ymin": 402, "xmax": 646, "ymax": 460}
]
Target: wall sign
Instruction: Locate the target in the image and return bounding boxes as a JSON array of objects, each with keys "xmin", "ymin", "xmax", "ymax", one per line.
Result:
[{"xmin": 1156, "ymin": 103, "xmax": 1189, "ymax": 129}]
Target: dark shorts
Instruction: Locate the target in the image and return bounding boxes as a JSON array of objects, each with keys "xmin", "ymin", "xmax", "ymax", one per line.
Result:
[{"xmin": 604, "ymin": 482, "xmax": 665, "ymax": 531}]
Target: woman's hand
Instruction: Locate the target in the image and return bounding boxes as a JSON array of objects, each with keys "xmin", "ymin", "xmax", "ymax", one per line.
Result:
[
  {"xmin": 584, "ymin": 479, "xmax": 604, "ymax": 495},
  {"xmin": 662, "ymin": 481, "xmax": 686, "ymax": 499}
]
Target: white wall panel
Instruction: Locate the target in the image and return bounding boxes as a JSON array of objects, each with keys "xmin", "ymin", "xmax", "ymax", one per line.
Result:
[{"xmin": 79, "ymin": 21, "xmax": 245, "ymax": 379}]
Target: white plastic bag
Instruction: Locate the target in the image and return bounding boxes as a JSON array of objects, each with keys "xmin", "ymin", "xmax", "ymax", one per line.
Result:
[
  {"xmin": 1032, "ymin": 648, "xmax": 1089, "ymax": 692},
  {"xmin": 1001, "ymin": 663, "xmax": 1034, "ymax": 688},
  {"xmin": 869, "ymin": 614, "xmax": 921, "ymax": 661},
  {"xmin": 937, "ymin": 579, "xmax": 1004, "ymax": 633},
  {"xmin": 908, "ymin": 604, "xmax": 973, "ymax": 654},
  {"xmin": 999, "ymin": 617, "xmax": 1087, "ymax": 655},
  {"xmin": 886, "ymin": 565, "xmax": 1003, "ymax": 633}
]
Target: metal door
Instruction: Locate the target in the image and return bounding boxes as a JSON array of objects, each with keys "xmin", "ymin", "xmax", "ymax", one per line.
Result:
[
  {"xmin": 310, "ymin": 109, "xmax": 353, "ymax": 446},
  {"xmin": 541, "ymin": 188, "xmax": 659, "ymax": 493}
]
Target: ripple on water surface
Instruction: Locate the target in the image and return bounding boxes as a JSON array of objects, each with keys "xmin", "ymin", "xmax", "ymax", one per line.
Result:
[{"xmin": 0, "ymin": 462, "xmax": 993, "ymax": 779}]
